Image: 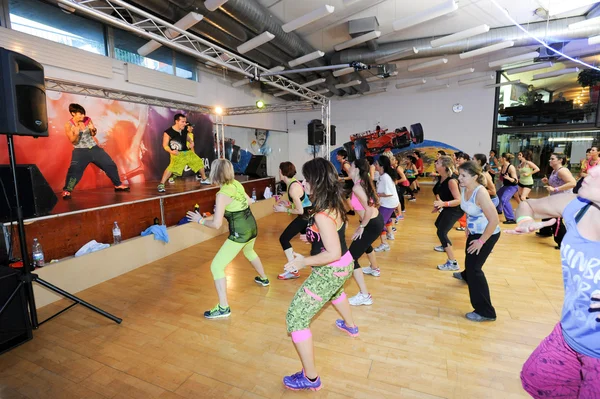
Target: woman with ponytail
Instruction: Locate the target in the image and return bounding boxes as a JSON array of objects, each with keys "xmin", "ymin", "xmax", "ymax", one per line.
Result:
[
  {"xmin": 454, "ymin": 161, "xmax": 501, "ymax": 322},
  {"xmin": 347, "ymin": 159, "xmax": 384, "ymax": 306},
  {"xmin": 473, "ymin": 153, "xmax": 499, "ymax": 207},
  {"xmin": 374, "ymin": 155, "xmax": 400, "ymax": 252}
]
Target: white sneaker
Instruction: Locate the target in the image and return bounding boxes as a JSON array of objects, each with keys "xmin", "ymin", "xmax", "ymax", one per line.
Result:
[
  {"xmin": 168, "ymin": 177, "xmax": 175, "ymax": 184},
  {"xmin": 200, "ymin": 178, "xmax": 211, "ymax": 185},
  {"xmin": 362, "ymin": 266, "xmax": 374, "ymax": 275},
  {"xmin": 386, "ymin": 233, "xmax": 395, "ymax": 240},
  {"xmin": 349, "ymin": 292, "xmax": 373, "ymax": 306},
  {"xmin": 437, "ymin": 260, "xmax": 459, "ymax": 271},
  {"xmin": 374, "ymin": 243, "xmax": 389, "ymax": 252},
  {"xmin": 433, "ymin": 245, "xmax": 445, "ymax": 252}
]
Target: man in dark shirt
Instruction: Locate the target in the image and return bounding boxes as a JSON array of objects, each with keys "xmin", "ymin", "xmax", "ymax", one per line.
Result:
[{"xmin": 158, "ymin": 113, "xmax": 209, "ymax": 193}]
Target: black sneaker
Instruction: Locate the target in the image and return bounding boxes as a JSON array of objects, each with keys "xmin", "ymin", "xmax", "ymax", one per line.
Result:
[
  {"xmin": 204, "ymin": 304, "xmax": 231, "ymax": 319},
  {"xmin": 254, "ymin": 276, "xmax": 270, "ymax": 286},
  {"xmin": 503, "ymin": 220, "xmax": 516, "ymax": 224}
]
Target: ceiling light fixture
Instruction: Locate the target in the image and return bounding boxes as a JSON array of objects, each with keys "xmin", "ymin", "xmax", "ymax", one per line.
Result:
[
  {"xmin": 395, "ymin": 79, "xmax": 427, "ymax": 89},
  {"xmin": 435, "ymin": 67, "xmax": 475, "ymax": 80},
  {"xmin": 315, "ymin": 88, "xmax": 329, "ymax": 94},
  {"xmin": 421, "ymin": 83, "xmax": 451, "ymax": 91},
  {"xmin": 458, "ymin": 74, "xmax": 495, "ymax": 85},
  {"xmin": 138, "ymin": 12, "xmax": 203, "ymax": 56},
  {"xmin": 363, "ymin": 88, "xmax": 387, "ymax": 96},
  {"xmin": 335, "ymin": 80, "xmax": 362, "ymax": 89},
  {"xmin": 408, "ymin": 58, "xmax": 448, "ymax": 71},
  {"xmin": 392, "ymin": 0, "xmax": 458, "ymax": 32},
  {"xmin": 334, "ymin": 31, "xmax": 381, "ymax": 51},
  {"xmin": 486, "ymin": 80, "xmax": 521, "ymax": 88},
  {"xmin": 532, "ymin": 67, "xmax": 580, "ymax": 80},
  {"xmin": 333, "ymin": 67, "xmax": 355, "ymax": 77},
  {"xmin": 204, "ymin": 0, "xmax": 228, "ymax": 12},
  {"xmin": 505, "ymin": 62, "xmax": 553, "ymax": 75},
  {"xmin": 282, "ymin": 5, "xmax": 335, "ymax": 33},
  {"xmin": 430, "ymin": 24, "xmax": 490, "ymax": 48},
  {"xmin": 459, "ymin": 40, "xmax": 514, "ymax": 59},
  {"xmin": 288, "ymin": 51, "xmax": 325, "ymax": 67},
  {"xmin": 237, "ymin": 31, "xmax": 275, "ymax": 54},
  {"xmin": 488, "ymin": 51, "xmax": 540, "ymax": 68},
  {"xmin": 375, "ymin": 48, "xmax": 419, "ymax": 64},
  {"xmin": 302, "ymin": 78, "xmax": 327, "ymax": 88}
]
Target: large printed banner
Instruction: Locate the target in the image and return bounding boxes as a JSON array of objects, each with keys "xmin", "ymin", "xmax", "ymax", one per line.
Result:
[{"xmin": 0, "ymin": 91, "xmax": 215, "ymax": 192}]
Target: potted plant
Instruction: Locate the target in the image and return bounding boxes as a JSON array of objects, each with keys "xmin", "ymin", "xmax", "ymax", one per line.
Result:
[{"xmin": 577, "ymin": 69, "xmax": 600, "ymax": 104}]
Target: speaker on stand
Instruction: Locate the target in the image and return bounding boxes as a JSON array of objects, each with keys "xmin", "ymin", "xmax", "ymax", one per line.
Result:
[{"xmin": 308, "ymin": 120, "xmax": 324, "ymax": 159}]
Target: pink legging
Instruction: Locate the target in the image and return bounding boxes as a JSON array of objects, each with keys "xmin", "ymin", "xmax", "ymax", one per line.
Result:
[{"xmin": 521, "ymin": 323, "xmax": 600, "ymax": 398}]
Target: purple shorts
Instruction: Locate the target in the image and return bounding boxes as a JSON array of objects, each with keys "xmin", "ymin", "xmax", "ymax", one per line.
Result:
[
  {"xmin": 521, "ymin": 323, "xmax": 600, "ymax": 398},
  {"xmin": 379, "ymin": 206, "xmax": 395, "ymax": 232}
]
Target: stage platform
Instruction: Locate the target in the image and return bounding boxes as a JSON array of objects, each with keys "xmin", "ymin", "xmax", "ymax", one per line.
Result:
[{"xmin": 6, "ymin": 176, "xmax": 275, "ymax": 263}]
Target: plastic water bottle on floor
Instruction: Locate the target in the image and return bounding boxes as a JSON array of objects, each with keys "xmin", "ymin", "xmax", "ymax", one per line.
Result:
[
  {"xmin": 113, "ymin": 222, "xmax": 122, "ymax": 245},
  {"xmin": 252, "ymin": 188, "xmax": 257, "ymax": 202},
  {"xmin": 32, "ymin": 238, "xmax": 45, "ymax": 268}
]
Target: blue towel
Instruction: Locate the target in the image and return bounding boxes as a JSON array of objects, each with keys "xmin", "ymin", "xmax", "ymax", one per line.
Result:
[{"xmin": 141, "ymin": 225, "xmax": 169, "ymax": 243}]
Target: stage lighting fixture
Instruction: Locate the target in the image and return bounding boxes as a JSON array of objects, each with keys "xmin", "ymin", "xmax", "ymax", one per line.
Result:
[
  {"xmin": 214, "ymin": 106, "xmax": 223, "ymax": 115},
  {"xmin": 256, "ymin": 100, "xmax": 265, "ymax": 108}
]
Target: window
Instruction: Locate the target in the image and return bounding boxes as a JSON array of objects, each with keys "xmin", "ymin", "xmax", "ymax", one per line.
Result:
[
  {"xmin": 175, "ymin": 52, "xmax": 197, "ymax": 80},
  {"xmin": 113, "ymin": 27, "xmax": 174, "ymax": 75},
  {"xmin": 9, "ymin": 0, "xmax": 106, "ymax": 55}
]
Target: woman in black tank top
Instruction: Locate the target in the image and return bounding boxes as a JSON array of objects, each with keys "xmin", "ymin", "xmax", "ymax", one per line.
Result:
[{"xmin": 496, "ymin": 153, "xmax": 519, "ymax": 224}]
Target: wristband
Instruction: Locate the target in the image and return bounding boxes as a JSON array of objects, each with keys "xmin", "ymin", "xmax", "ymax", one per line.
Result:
[
  {"xmin": 445, "ymin": 202, "xmax": 450, "ymax": 208},
  {"xmin": 554, "ymin": 187, "xmax": 559, "ymax": 193},
  {"xmin": 516, "ymin": 216, "xmax": 533, "ymax": 224},
  {"xmin": 201, "ymin": 218, "xmax": 206, "ymax": 225},
  {"xmin": 287, "ymin": 208, "xmax": 291, "ymax": 215},
  {"xmin": 477, "ymin": 238, "xmax": 485, "ymax": 246}
]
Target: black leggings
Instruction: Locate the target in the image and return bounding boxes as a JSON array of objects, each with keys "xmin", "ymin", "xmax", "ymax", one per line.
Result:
[
  {"xmin": 63, "ymin": 146, "xmax": 122, "ymax": 191},
  {"xmin": 459, "ymin": 233, "xmax": 500, "ymax": 319},
  {"xmin": 434, "ymin": 208, "xmax": 464, "ymax": 248},
  {"xmin": 396, "ymin": 185, "xmax": 406, "ymax": 211},
  {"xmin": 279, "ymin": 215, "xmax": 309, "ymax": 251},
  {"xmin": 349, "ymin": 213, "xmax": 384, "ymax": 269}
]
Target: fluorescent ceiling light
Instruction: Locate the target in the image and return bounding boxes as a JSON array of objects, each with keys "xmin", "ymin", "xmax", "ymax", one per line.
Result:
[
  {"xmin": 289, "ymin": 51, "xmax": 325, "ymax": 67},
  {"xmin": 459, "ymin": 41, "xmax": 514, "ymax": 59},
  {"xmin": 302, "ymin": 78, "xmax": 326, "ymax": 88},
  {"xmin": 282, "ymin": 5, "xmax": 335, "ymax": 33},
  {"xmin": 435, "ymin": 67, "xmax": 475, "ymax": 80},
  {"xmin": 363, "ymin": 88, "xmax": 387, "ymax": 96},
  {"xmin": 315, "ymin": 88, "xmax": 329, "ymax": 94},
  {"xmin": 396, "ymin": 79, "xmax": 426, "ymax": 89},
  {"xmin": 138, "ymin": 12, "xmax": 203, "ymax": 56},
  {"xmin": 335, "ymin": 80, "xmax": 362, "ymax": 89},
  {"xmin": 548, "ymin": 137, "xmax": 594, "ymax": 142},
  {"xmin": 505, "ymin": 62, "xmax": 553, "ymax": 75},
  {"xmin": 488, "ymin": 51, "xmax": 540, "ymax": 68},
  {"xmin": 430, "ymin": 24, "xmax": 489, "ymax": 48},
  {"xmin": 333, "ymin": 67, "xmax": 355, "ymax": 77},
  {"xmin": 375, "ymin": 48, "xmax": 419, "ymax": 64},
  {"xmin": 486, "ymin": 80, "xmax": 521, "ymax": 87},
  {"xmin": 274, "ymin": 91, "xmax": 289, "ymax": 97},
  {"xmin": 545, "ymin": 0, "xmax": 599, "ymax": 16},
  {"xmin": 392, "ymin": 0, "xmax": 458, "ymax": 32},
  {"xmin": 458, "ymin": 74, "xmax": 495, "ymax": 85},
  {"xmin": 408, "ymin": 58, "xmax": 448, "ymax": 71},
  {"xmin": 231, "ymin": 66, "xmax": 284, "ymax": 87},
  {"xmin": 421, "ymin": 83, "xmax": 451, "ymax": 92},
  {"xmin": 533, "ymin": 67, "xmax": 579, "ymax": 80},
  {"xmin": 568, "ymin": 16, "xmax": 600, "ymax": 30},
  {"xmin": 334, "ymin": 31, "xmax": 381, "ymax": 51},
  {"xmin": 589, "ymin": 35, "xmax": 600, "ymax": 45},
  {"xmin": 237, "ymin": 31, "xmax": 275, "ymax": 54},
  {"xmin": 205, "ymin": 0, "xmax": 228, "ymax": 12},
  {"xmin": 366, "ymin": 71, "xmax": 398, "ymax": 82}
]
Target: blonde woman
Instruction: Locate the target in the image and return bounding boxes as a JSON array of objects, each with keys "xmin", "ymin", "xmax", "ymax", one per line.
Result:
[
  {"xmin": 516, "ymin": 150, "xmax": 540, "ymax": 202},
  {"xmin": 187, "ymin": 159, "xmax": 269, "ymax": 319}
]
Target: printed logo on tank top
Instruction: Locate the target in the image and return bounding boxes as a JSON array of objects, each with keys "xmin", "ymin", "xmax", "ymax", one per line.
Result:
[{"xmin": 561, "ymin": 244, "xmax": 600, "ymax": 329}]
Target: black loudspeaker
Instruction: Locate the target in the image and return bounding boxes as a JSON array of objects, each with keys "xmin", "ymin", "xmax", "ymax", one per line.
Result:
[
  {"xmin": 0, "ymin": 165, "xmax": 57, "ymax": 223},
  {"xmin": 308, "ymin": 119, "xmax": 324, "ymax": 145},
  {"xmin": 0, "ymin": 267, "xmax": 33, "ymax": 355},
  {"xmin": 330, "ymin": 125, "xmax": 336, "ymax": 146},
  {"xmin": 0, "ymin": 48, "xmax": 48, "ymax": 137},
  {"xmin": 245, "ymin": 155, "xmax": 267, "ymax": 178}
]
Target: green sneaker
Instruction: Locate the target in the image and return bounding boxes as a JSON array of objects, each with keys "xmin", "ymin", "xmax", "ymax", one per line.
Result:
[
  {"xmin": 254, "ymin": 276, "xmax": 270, "ymax": 286},
  {"xmin": 157, "ymin": 183, "xmax": 166, "ymax": 193},
  {"xmin": 204, "ymin": 304, "xmax": 231, "ymax": 319}
]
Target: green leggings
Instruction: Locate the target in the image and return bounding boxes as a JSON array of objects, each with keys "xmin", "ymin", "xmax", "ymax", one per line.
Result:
[
  {"xmin": 286, "ymin": 261, "xmax": 354, "ymax": 333},
  {"xmin": 211, "ymin": 238, "xmax": 258, "ymax": 280}
]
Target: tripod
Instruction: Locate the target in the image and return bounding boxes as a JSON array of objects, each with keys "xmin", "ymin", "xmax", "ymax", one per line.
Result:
[{"xmin": 0, "ymin": 134, "xmax": 121, "ymax": 331}]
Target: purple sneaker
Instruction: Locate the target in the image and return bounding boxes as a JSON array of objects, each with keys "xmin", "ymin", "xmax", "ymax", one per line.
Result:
[
  {"xmin": 335, "ymin": 319, "xmax": 359, "ymax": 337},
  {"xmin": 283, "ymin": 370, "xmax": 322, "ymax": 391}
]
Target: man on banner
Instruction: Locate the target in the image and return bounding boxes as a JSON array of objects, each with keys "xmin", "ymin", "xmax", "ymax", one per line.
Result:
[{"xmin": 157, "ymin": 113, "xmax": 210, "ymax": 193}]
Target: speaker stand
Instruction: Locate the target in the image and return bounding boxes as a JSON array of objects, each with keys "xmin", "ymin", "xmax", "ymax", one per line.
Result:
[{"xmin": 0, "ymin": 135, "xmax": 121, "ymax": 332}]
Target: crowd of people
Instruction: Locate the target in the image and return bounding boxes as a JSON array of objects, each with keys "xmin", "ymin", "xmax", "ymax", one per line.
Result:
[{"xmin": 182, "ymin": 143, "xmax": 598, "ymax": 395}]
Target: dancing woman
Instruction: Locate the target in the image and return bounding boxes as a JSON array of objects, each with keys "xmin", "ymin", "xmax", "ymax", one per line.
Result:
[
  {"xmin": 274, "ymin": 162, "xmax": 312, "ymax": 280},
  {"xmin": 454, "ymin": 161, "xmax": 501, "ymax": 322},
  {"xmin": 433, "ymin": 156, "xmax": 464, "ymax": 271},
  {"xmin": 347, "ymin": 159, "xmax": 384, "ymax": 306},
  {"xmin": 516, "ymin": 150, "xmax": 540, "ymax": 202},
  {"xmin": 282, "ymin": 158, "xmax": 357, "ymax": 391},
  {"xmin": 488, "ymin": 149, "xmax": 500, "ymax": 183},
  {"xmin": 496, "ymin": 153, "xmax": 519, "ymax": 224},
  {"xmin": 336, "ymin": 149, "xmax": 354, "ymax": 213},
  {"xmin": 507, "ymin": 165, "xmax": 600, "ymax": 398},
  {"xmin": 374, "ymin": 156, "xmax": 400, "ymax": 251},
  {"xmin": 473, "ymin": 154, "xmax": 498, "ymax": 207},
  {"xmin": 186, "ymin": 159, "xmax": 269, "ymax": 319}
]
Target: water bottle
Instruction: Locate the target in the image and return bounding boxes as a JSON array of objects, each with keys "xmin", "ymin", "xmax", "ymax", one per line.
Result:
[
  {"xmin": 112, "ymin": 221, "xmax": 122, "ymax": 245},
  {"xmin": 32, "ymin": 238, "xmax": 45, "ymax": 268},
  {"xmin": 252, "ymin": 188, "xmax": 257, "ymax": 202}
]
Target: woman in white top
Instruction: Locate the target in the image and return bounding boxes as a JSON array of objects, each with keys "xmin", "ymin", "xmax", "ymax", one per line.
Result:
[{"xmin": 373, "ymin": 155, "xmax": 400, "ymax": 252}]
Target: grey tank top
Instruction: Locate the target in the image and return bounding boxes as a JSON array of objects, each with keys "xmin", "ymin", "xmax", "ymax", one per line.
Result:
[{"xmin": 72, "ymin": 122, "xmax": 97, "ymax": 149}]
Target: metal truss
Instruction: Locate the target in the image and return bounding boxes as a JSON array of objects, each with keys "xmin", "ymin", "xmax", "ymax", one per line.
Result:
[
  {"xmin": 56, "ymin": 0, "xmax": 328, "ymax": 105},
  {"xmin": 226, "ymin": 101, "xmax": 320, "ymax": 116},
  {"xmin": 45, "ymin": 78, "xmax": 213, "ymax": 113}
]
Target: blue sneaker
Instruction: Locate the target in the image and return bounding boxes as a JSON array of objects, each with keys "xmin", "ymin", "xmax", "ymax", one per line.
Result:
[
  {"xmin": 283, "ymin": 370, "xmax": 322, "ymax": 391},
  {"xmin": 204, "ymin": 304, "xmax": 231, "ymax": 319},
  {"xmin": 335, "ymin": 319, "xmax": 359, "ymax": 337}
]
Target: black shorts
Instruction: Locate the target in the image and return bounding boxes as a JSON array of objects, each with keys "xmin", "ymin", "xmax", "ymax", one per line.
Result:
[{"xmin": 518, "ymin": 182, "xmax": 533, "ymax": 189}]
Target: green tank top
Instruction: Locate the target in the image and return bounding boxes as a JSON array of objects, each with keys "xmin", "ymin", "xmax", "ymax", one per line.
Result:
[
  {"xmin": 218, "ymin": 180, "xmax": 257, "ymax": 243},
  {"xmin": 519, "ymin": 165, "xmax": 533, "ymax": 185}
]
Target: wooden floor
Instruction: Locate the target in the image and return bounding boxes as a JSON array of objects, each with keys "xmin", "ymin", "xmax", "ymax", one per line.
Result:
[{"xmin": 0, "ymin": 187, "xmax": 562, "ymax": 399}]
